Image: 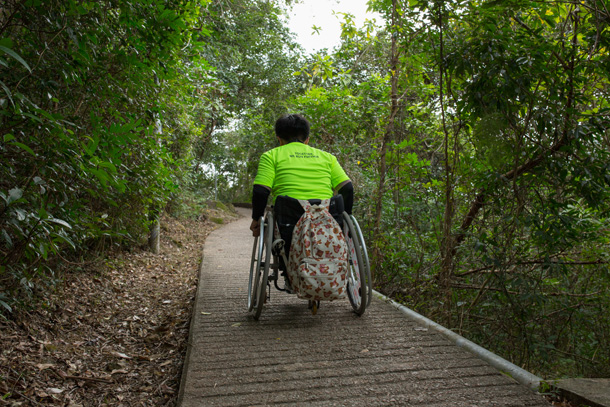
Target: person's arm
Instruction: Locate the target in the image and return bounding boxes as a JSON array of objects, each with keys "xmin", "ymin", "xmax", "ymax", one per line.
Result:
[
  {"xmin": 330, "ymin": 154, "xmax": 352, "ymax": 214},
  {"xmin": 336, "ymin": 180, "xmax": 353, "ymax": 215},
  {"xmin": 250, "ymin": 184, "xmax": 271, "ymax": 237},
  {"xmin": 251, "ymin": 150, "xmax": 275, "ymax": 237}
]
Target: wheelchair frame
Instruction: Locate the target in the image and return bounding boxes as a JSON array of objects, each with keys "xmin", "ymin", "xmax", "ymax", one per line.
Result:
[{"xmin": 248, "ymin": 209, "xmax": 372, "ymax": 320}]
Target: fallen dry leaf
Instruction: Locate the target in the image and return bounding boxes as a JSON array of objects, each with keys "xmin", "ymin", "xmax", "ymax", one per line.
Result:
[
  {"xmin": 0, "ymin": 212, "xmax": 236, "ymax": 406},
  {"xmin": 47, "ymin": 387, "xmax": 64, "ymax": 394},
  {"xmin": 36, "ymin": 363, "xmax": 55, "ymax": 370},
  {"xmin": 111, "ymin": 351, "xmax": 132, "ymax": 359}
]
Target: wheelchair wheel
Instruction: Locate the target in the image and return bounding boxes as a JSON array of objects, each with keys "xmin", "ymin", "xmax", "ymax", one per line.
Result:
[
  {"xmin": 247, "ymin": 213, "xmax": 272, "ymax": 320},
  {"xmin": 348, "ymin": 215, "xmax": 373, "ymax": 307},
  {"xmin": 247, "ymin": 216, "xmax": 263, "ymax": 312},
  {"xmin": 342, "ymin": 212, "xmax": 368, "ymax": 315}
]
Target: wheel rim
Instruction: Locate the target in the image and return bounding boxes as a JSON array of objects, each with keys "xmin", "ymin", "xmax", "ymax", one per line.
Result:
[
  {"xmin": 349, "ymin": 215, "xmax": 372, "ymax": 306},
  {"xmin": 247, "ymin": 236, "xmax": 258, "ymax": 311},
  {"xmin": 254, "ymin": 212, "xmax": 272, "ymax": 320},
  {"xmin": 343, "ymin": 213, "xmax": 367, "ymax": 315},
  {"xmin": 347, "ymin": 238, "xmax": 362, "ymax": 308},
  {"xmin": 248, "ymin": 217, "xmax": 265, "ymax": 312}
]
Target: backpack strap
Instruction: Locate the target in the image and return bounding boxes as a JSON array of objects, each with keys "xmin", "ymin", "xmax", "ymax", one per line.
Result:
[
  {"xmin": 297, "ymin": 199, "xmax": 311, "ymax": 211},
  {"xmin": 298, "ymin": 199, "xmax": 331, "ymax": 212}
]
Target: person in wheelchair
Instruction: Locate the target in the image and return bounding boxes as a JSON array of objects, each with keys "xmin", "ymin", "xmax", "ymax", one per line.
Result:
[{"xmin": 249, "ymin": 114, "xmax": 354, "ymax": 291}]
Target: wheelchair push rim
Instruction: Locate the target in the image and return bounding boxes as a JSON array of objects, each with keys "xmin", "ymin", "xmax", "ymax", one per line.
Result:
[
  {"xmin": 348, "ymin": 215, "xmax": 372, "ymax": 307},
  {"xmin": 248, "ymin": 213, "xmax": 272, "ymax": 320},
  {"xmin": 247, "ymin": 216, "xmax": 265, "ymax": 312}
]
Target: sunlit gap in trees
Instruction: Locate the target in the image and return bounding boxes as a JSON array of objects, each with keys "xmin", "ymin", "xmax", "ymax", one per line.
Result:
[{"xmin": 198, "ymin": 123, "xmax": 244, "ymax": 200}]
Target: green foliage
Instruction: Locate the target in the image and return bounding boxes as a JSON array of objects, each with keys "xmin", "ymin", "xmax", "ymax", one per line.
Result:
[
  {"xmin": 0, "ymin": 0, "xmax": 213, "ymax": 308},
  {"xmin": 282, "ymin": 0, "xmax": 610, "ymax": 380},
  {"xmin": 2, "ymin": 0, "xmax": 610, "ymax": 383},
  {"xmin": 184, "ymin": 0, "xmax": 304, "ymax": 203},
  {"xmin": 210, "ymin": 217, "xmax": 224, "ymax": 224},
  {"xmin": 167, "ymin": 190, "xmax": 209, "ymax": 220},
  {"xmin": 391, "ymin": 0, "xmax": 610, "ymax": 379}
]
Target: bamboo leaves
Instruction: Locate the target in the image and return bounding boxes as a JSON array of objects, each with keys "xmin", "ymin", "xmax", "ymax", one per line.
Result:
[
  {"xmin": 0, "ymin": 43, "xmax": 32, "ymax": 106},
  {"xmin": 0, "ymin": 45, "xmax": 32, "ymax": 73}
]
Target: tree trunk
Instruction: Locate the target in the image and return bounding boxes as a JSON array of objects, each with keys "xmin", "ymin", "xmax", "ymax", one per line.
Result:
[
  {"xmin": 372, "ymin": 0, "xmax": 400, "ymax": 275},
  {"xmin": 437, "ymin": 1, "xmax": 454, "ymax": 293}
]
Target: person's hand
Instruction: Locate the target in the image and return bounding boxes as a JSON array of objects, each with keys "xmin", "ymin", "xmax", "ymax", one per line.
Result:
[{"xmin": 250, "ymin": 219, "xmax": 261, "ymax": 237}]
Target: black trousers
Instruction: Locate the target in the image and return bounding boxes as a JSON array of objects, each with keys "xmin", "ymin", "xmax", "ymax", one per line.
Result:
[{"xmin": 273, "ymin": 195, "xmax": 345, "ymax": 258}]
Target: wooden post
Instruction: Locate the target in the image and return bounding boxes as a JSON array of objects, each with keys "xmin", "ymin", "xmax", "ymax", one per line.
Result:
[
  {"xmin": 148, "ymin": 74, "xmax": 161, "ymax": 254},
  {"xmin": 148, "ymin": 208, "xmax": 160, "ymax": 254}
]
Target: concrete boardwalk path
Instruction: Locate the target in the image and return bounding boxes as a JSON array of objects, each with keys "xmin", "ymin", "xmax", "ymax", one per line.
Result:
[{"xmin": 178, "ymin": 210, "xmax": 551, "ymax": 407}]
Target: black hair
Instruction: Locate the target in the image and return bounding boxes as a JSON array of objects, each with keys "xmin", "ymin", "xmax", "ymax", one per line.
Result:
[{"xmin": 274, "ymin": 114, "xmax": 310, "ymax": 143}]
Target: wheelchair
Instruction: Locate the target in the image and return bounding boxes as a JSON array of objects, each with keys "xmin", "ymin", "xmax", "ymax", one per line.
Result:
[{"xmin": 247, "ymin": 196, "xmax": 372, "ymax": 320}]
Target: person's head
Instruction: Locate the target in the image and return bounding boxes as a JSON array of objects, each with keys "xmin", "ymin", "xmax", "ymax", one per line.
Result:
[{"xmin": 275, "ymin": 114, "xmax": 310, "ymax": 144}]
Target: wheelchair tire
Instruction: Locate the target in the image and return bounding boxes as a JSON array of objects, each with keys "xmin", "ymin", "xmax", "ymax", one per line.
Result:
[
  {"xmin": 248, "ymin": 216, "xmax": 265, "ymax": 312},
  {"xmin": 252, "ymin": 212, "xmax": 273, "ymax": 320},
  {"xmin": 348, "ymin": 215, "xmax": 373, "ymax": 307},
  {"xmin": 343, "ymin": 212, "xmax": 368, "ymax": 315},
  {"xmin": 248, "ymin": 216, "xmax": 263, "ymax": 312}
]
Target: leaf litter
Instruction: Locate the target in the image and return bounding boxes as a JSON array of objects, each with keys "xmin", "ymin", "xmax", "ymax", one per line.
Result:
[{"xmin": 0, "ymin": 213, "xmax": 237, "ymax": 406}]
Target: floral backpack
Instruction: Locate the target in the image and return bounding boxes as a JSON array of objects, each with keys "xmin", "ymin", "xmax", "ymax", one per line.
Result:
[{"xmin": 287, "ymin": 199, "xmax": 348, "ymax": 301}]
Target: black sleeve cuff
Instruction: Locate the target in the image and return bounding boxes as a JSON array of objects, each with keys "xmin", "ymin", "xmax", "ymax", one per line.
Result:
[
  {"xmin": 338, "ymin": 182, "xmax": 353, "ymax": 215},
  {"xmin": 252, "ymin": 184, "xmax": 271, "ymax": 219}
]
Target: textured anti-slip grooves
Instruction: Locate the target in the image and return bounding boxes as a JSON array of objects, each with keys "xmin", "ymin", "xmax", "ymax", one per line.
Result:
[{"xmin": 177, "ymin": 210, "xmax": 551, "ymax": 407}]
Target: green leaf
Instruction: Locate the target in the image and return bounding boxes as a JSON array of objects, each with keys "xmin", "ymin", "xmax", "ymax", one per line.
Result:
[
  {"xmin": 39, "ymin": 242, "xmax": 48, "ymax": 260},
  {"xmin": 47, "ymin": 218, "xmax": 72, "ymax": 229},
  {"xmin": 14, "ymin": 208, "xmax": 26, "ymax": 221},
  {"xmin": 0, "ymin": 45, "xmax": 32, "ymax": 72},
  {"xmin": 98, "ymin": 161, "xmax": 117, "ymax": 173},
  {"xmin": 10, "ymin": 141, "xmax": 36, "ymax": 157},
  {"xmin": 52, "ymin": 232, "xmax": 76, "ymax": 249},
  {"xmin": 3, "ymin": 133, "xmax": 15, "ymax": 142},
  {"xmin": 84, "ymin": 135, "xmax": 100, "ymax": 155},
  {"xmin": 0, "ymin": 38, "xmax": 14, "ymax": 48},
  {"xmin": 7, "ymin": 188, "xmax": 23, "ymax": 204},
  {"xmin": 0, "ymin": 80, "xmax": 13, "ymax": 105},
  {"xmin": 33, "ymin": 107, "xmax": 55, "ymax": 121},
  {"xmin": 0, "ymin": 298, "xmax": 12, "ymax": 313},
  {"xmin": 38, "ymin": 207, "xmax": 48, "ymax": 219},
  {"xmin": 21, "ymin": 112, "xmax": 42, "ymax": 123},
  {"xmin": 90, "ymin": 168, "xmax": 109, "ymax": 188},
  {"xmin": 1, "ymin": 229, "xmax": 13, "ymax": 248}
]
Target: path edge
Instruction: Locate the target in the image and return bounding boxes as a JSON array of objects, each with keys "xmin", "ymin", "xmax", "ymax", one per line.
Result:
[
  {"xmin": 372, "ymin": 290, "xmax": 543, "ymax": 392},
  {"xmin": 176, "ymin": 243, "xmax": 208, "ymax": 406},
  {"xmin": 176, "ymin": 210, "xmax": 247, "ymax": 406}
]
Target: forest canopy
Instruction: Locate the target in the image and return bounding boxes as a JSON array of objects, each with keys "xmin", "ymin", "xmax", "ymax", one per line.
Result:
[{"xmin": 1, "ymin": 0, "xmax": 609, "ymax": 381}]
